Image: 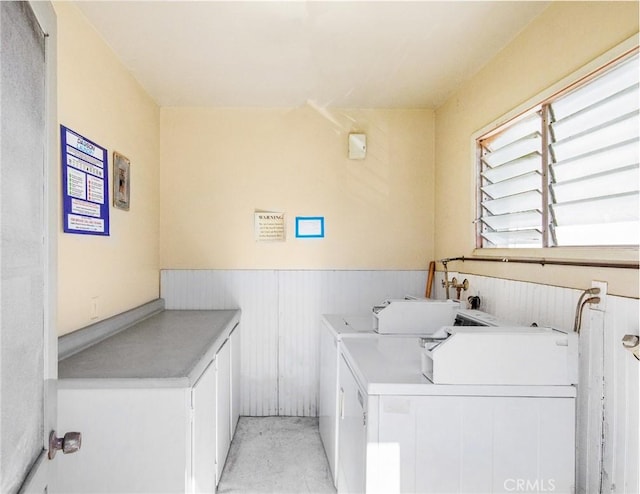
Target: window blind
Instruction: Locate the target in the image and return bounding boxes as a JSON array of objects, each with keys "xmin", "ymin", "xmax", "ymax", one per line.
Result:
[
  {"xmin": 477, "ymin": 50, "xmax": 639, "ymax": 248},
  {"xmin": 548, "ymin": 54, "xmax": 639, "ymax": 246},
  {"xmin": 479, "ymin": 113, "xmax": 543, "ymax": 247}
]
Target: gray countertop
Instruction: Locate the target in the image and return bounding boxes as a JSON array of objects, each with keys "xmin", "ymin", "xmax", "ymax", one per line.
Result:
[{"xmin": 59, "ymin": 310, "xmax": 240, "ymax": 387}]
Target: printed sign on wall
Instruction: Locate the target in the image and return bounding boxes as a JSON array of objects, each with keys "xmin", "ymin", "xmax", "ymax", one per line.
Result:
[
  {"xmin": 254, "ymin": 210, "xmax": 285, "ymax": 241},
  {"xmin": 61, "ymin": 126, "xmax": 109, "ymax": 235}
]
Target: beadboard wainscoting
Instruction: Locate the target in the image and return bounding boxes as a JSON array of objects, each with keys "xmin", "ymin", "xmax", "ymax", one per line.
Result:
[{"xmin": 160, "ymin": 269, "xmax": 428, "ymax": 416}]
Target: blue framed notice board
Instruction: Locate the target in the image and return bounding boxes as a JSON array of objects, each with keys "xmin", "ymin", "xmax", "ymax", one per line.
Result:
[
  {"xmin": 61, "ymin": 125, "xmax": 110, "ymax": 236},
  {"xmin": 295, "ymin": 216, "xmax": 325, "ymax": 238}
]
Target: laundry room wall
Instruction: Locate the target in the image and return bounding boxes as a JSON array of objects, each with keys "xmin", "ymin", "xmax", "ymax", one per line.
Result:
[
  {"xmin": 159, "ymin": 106, "xmax": 435, "ymax": 270},
  {"xmin": 434, "ymin": 1, "xmax": 639, "ymax": 298},
  {"xmin": 159, "ymin": 105, "xmax": 435, "ymax": 416},
  {"xmin": 55, "ymin": 2, "xmax": 161, "ymax": 335}
]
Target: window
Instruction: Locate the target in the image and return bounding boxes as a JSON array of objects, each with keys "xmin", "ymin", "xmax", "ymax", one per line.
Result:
[{"xmin": 477, "ymin": 49, "xmax": 639, "ymax": 248}]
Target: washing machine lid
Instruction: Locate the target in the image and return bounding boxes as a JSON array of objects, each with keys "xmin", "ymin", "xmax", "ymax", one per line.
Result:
[
  {"xmin": 423, "ymin": 325, "xmax": 578, "ymax": 386},
  {"xmin": 340, "ymin": 335, "xmax": 576, "ymax": 397}
]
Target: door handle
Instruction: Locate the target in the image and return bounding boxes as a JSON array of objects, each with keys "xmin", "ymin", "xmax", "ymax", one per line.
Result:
[{"xmin": 48, "ymin": 430, "xmax": 82, "ymax": 459}]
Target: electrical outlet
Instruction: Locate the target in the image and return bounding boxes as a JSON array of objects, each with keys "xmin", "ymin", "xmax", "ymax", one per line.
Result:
[
  {"xmin": 590, "ymin": 281, "xmax": 607, "ymax": 312},
  {"xmin": 90, "ymin": 296, "xmax": 99, "ymax": 320}
]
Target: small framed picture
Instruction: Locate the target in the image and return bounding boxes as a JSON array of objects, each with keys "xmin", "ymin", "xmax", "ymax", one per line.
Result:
[{"xmin": 113, "ymin": 151, "xmax": 130, "ymax": 210}]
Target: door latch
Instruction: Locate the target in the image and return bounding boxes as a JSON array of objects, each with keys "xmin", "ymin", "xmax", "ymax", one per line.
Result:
[{"xmin": 48, "ymin": 430, "xmax": 82, "ymax": 459}]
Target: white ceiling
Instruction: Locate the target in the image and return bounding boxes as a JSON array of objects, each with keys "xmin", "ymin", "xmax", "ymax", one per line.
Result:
[{"xmin": 75, "ymin": 1, "xmax": 549, "ymax": 109}]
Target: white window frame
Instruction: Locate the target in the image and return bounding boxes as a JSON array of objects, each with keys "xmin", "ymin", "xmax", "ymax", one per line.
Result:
[{"xmin": 471, "ymin": 35, "xmax": 639, "ymax": 260}]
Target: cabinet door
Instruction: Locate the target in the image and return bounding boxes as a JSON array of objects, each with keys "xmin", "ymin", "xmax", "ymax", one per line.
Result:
[
  {"xmin": 230, "ymin": 325, "xmax": 241, "ymax": 435},
  {"xmin": 192, "ymin": 360, "xmax": 217, "ymax": 494},
  {"xmin": 57, "ymin": 387, "xmax": 188, "ymax": 494},
  {"xmin": 215, "ymin": 339, "xmax": 231, "ymax": 484},
  {"xmin": 338, "ymin": 356, "xmax": 367, "ymax": 494},
  {"xmin": 319, "ymin": 322, "xmax": 339, "ymax": 485}
]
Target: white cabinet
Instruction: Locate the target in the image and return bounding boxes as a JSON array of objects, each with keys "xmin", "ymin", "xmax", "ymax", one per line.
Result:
[
  {"xmin": 337, "ymin": 356, "xmax": 367, "ymax": 494},
  {"xmin": 230, "ymin": 325, "xmax": 241, "ymax": 435},
  {"xmin": 192, "ymin": 360, "xmax": 217, "ymax": 494},
  {"xmin": 56, "ymin": 348, "xmax": 238, "ymax": 494},
  {"xmin": 56, "ymin": 386, "xmax": 192, "ymax": 493},
  {"xmin": 215, "ymin": 339, "xmax": 231, "ymax": 484},
  {"xmin": 197, "ymin": 334, "xmax": 241, "ymax": 491},
  {"xmin": 55, "ymin": 312, "xmax": 241, "ymax": 494},
  {"xmin": 319, "ymin": 318, "xmax": 339, "ymax": 484}
]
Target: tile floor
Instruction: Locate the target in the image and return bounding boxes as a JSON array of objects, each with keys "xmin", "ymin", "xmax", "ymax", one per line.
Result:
[{"xmin": 218, "ymin": 416, "xmax": 336, "ymax": 494}]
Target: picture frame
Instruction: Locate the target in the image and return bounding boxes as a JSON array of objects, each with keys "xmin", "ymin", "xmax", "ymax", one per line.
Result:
[{"xmin": 113, "ymin": 151, "xmax": 130, "ymax": 210}]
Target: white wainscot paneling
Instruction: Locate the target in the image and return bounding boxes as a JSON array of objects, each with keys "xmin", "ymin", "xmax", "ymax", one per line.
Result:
[
  {"xmin": 161, "ymin": 270, "xmax": 427, "ymax": 417},
  {"xmin": 161, "ymin": 270, "xmax": 280, "ymax": 416},
  {"xmin": 601, "ymin": 295, "xmax": 639, "ymax": 494},
  {"xmin": 277, "ymin": 270, "xmax": 427, "ymax": 416},
  {"xmin": 433, "ymin": 271, "xmax": 579, "ymax": 329}
]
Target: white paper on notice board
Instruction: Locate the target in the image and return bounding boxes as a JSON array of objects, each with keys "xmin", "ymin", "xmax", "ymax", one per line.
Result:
[{"xmin": 296, "ymin": 217, "xmax": 324, "ymax": 238}]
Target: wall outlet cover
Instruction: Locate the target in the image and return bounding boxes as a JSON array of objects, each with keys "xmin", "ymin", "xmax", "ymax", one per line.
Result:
[{"xmin": 590, "ymin": 280, "xmax": 607, "ymax": 312}]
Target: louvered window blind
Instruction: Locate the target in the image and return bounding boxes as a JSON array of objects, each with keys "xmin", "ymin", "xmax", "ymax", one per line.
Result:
[{"xmin": 477, "ymin": 50, "xmax": 639, "ymax": 248}]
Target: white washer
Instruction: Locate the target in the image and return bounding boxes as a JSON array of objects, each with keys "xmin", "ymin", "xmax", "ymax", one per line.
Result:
[{"xmin": 338, "ymin": 335, "xmax": 576, "ymax": 494}]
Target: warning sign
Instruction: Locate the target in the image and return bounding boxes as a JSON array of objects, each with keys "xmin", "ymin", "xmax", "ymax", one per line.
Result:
[{"xmin": 254, "ymin": 211, "xmax": 285, "ymax": 242}]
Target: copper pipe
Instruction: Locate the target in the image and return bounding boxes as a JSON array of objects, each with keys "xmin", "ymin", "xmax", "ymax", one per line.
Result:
[
  {"xmin": 573, "ymin": 287, "xmax": 601, "ymax": 332},
  {"xmin": 576, "ymin": 296, "xmax": 601, "ymax": 334},
  {"xmin": 439, "ymin": 256, "xmax": 639, "ymax": 270}
]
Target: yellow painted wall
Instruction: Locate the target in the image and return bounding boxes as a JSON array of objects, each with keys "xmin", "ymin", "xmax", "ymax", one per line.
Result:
[
  {"xmin": 434, "ymin": 1, "xmax": 639, "ymax": 297},
  {"xmin": 55, "ymin": 0, "xmax": 639, "ymax": 336},
  {"xmin": 160, "ymin": 107, "xmax": 434, "ymax": 269},
  {"xmin": 55, "ymin": 2, "xmax": 160, "ymax": 335}
]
